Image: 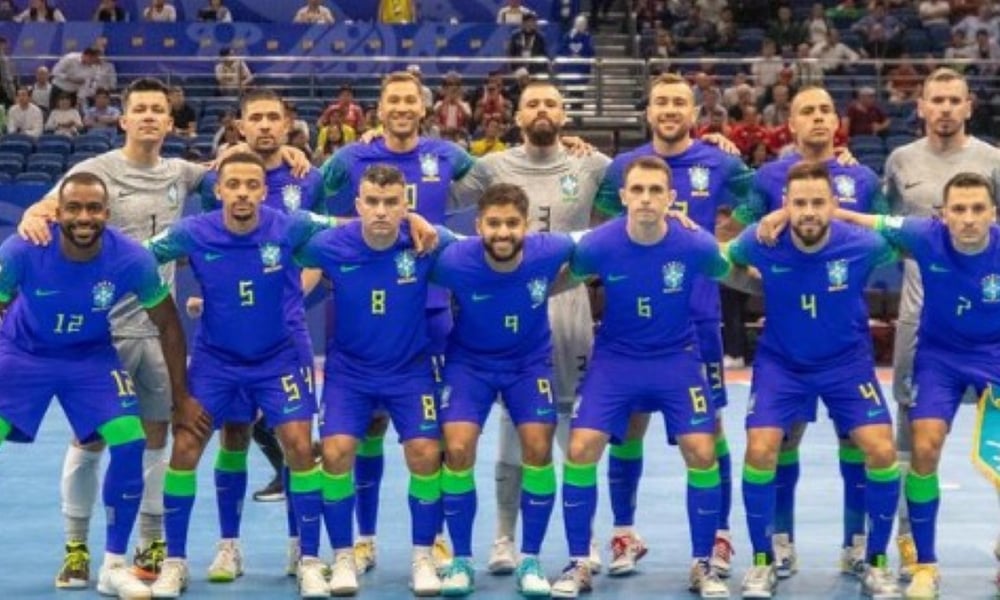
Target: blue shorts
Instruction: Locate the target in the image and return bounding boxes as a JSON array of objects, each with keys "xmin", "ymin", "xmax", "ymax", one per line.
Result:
[
  {"xmin": 911, "ymin": 346, "xmax": 998, "ymax": 427},
  {"xmin": 695, "ymin": 319, "xmax": 727, "ymax": 410},
  {"xmin": 0, "ymin": 343, "xmax": 139, "ymax": 444},
  {"xmin": 319, "ymin": 368, "xmax": 439, "ymax": 442},
  {"xmin": 440, "ymin": 360, "xmax": 557, "ymax": 428},
  {"xmin": 189, "ymin": 344, "xmax": 316, "ymax": 430},
  {"xmin": 747, "ymin": 355, "xmax": 890, "ymax": 436},
  {"xmin": 573, "ymin": 349, "xmax": 715, "ymax": 445}
]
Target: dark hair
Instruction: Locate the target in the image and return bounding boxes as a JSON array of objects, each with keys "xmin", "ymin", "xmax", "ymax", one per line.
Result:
[
  {"xmin": 217, "ymin": 151, "xmax": 266, "ymax": 179},
  {"xmin": 82, "ymin": 47, "xmax": 100, "ymax": 58},
  {"xmin": 59, "ymin": 171, "xmax": 109, "ymax": 203},
  {"xmin": 240, "ymin": 87, "xmax": 284, "ymax": 114},
  {"xmin": 93, "ymin": 87, "xmax": 110, "ymax": 98},
  {"xmin": 786, "ymin": 160, "xmax": 832, "ymax": 189},
  {"xmin": 623, "ymin": 155, "xmax": 673, "ymax": 187},
  {"xmin": 362, "ymin": 164, "xmax": 406, "ymax": 187},
  {"xmin": 122, "ymin": 77, "xmax": 170, "ymax": 110},
  {"xmin": 477, "ymin": 183, "xmax": 529, "ymax": 218},
  {"xmin": 943, "ymin": 171, "xmax": 996, "ymax": 205}
]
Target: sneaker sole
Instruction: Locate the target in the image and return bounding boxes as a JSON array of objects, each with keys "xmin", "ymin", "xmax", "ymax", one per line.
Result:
[
  {"xmin": 330, "ymin": 584, "xmax": 360, "ymax": 596},
  {"xmin": 488, "ymin": 563, "xmax": 516, "ymax": 575},
  {"xmin": 252, "ymin": 493, "xmax": 286, "ymax": 502},
  {"xmin": 608, "ymin": 563, "xmax": 637, "ymax": 577},
  {"xmin": 55, "ymin": 578, "xmax": 89, "ymax": 590},
  {"xmin": 132, "ymin": 566, "xmax": 159, "ymax": 582},
  {"xmin": 207, "ymin": 571, "xmax": 243, "ymax": 583},
  {"xmin": 412, "ymin": 587, "xmax": 444, "ymax": 597},
  {"xmin": 741, "ymin": 590, "xmax": 774, "ymax": 599},
  {"xmin": 550, "ymin": 590, "xmax": 580, "ymax": 599}
]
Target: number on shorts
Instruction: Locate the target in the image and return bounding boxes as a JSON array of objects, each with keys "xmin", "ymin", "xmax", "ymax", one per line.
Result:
[
  {"xmin": 537, "ymin": 378, "xmax": 554, "ymax": 404},
  {"xmin": 707, "ymin": 362, "xmax": 723, "ymax": 390},
  {"xmin": 504, "ymin": 315, "xmax": 519, "ymax": 333},
  {"xmin": 800, "ymin": 293, "xmax": 817, "ymax": 319},
  {"xmin": 110, "ymin": 369, "xmax": 136, "ymax": 397},
  {"xmin": 371, "ymin": 289, "xmax": 386, "ymax": 315},
  {"xmin": 239, "ymin": 280, "xmax": 255, "ymax": 306},
  {"xmin": 281, "ymin": 374, "xmax": 301, "ymax": 402},
  {"xmin": 858, "ymin": 381, "xmax": 880, "ymax": 404},
  {"xmin": 300, "ymin": 366, "xmax": 314, "ymax": 395},
  {"xmin": 689, "ymin": 386, "xmax": 708, "ymax": 414},
  {"xmin": 54, "ymin": 313, "xmax": 84, "ymax": 334},
  {"xmin": 421, "ymin": 394, "xmax": 437, "ymax": 421},
  {"xmin": 637, "ymin": 296, "xmax": 651, "ymax": 318}
]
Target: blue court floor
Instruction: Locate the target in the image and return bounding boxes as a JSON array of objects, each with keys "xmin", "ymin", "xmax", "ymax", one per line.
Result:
[{"xmin": 1, "ymin": 380, "xmax": 998, "ymax": 599}]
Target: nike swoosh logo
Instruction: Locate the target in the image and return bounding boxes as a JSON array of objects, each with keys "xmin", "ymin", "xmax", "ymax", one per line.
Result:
[
  {"xmin": 929, "ymin": 264, "xmax": 950, "ymax": 273},
  {"xmin": 34, "ymin": 289, "xmax": 60, "ymax": 297},
  {"xmin": 419, "ymin": 423, "xmax": 437, "ymax": 431},
  {"xmin": 121, "ymin": 399, "xmax": 138, "ymax": 408},
  {"xmin": 564, "ymin": 501, "xmax": 585, "ymax": 508},
  {"xmin": 283, "ymin": 405, "xmax": 302, "ymax": 414},
  {"xmin": 302, "ymin": 515, "xmax": 320, "ymax": 523},
  {"xmin": 118, "ymin": 190, "xmax": 137, "ymax": 198},
  {"xmin": 340, "ymin": 264, "xmax": 361, "ymax": 273},
  {"xmin": 471, "ymin": 293, "xmax": 492, "ymax": 301},
  {"xmin": 528, "ymin": 499, "xmax": 551, "ymax": 506},
  {"xmin": 690, "ymin": 417, "xmax": 711, "ymax": 426},
  {"xmin": 770, "ymin": 265, "xmax": 793, "ymax": 273},
  {"xmin": 204, "ymin": 252, "xmax": 224, "ymax": 261},
  {"xmin": 536, "ymin": 408, "xmax": 555, "ymax": 416},
  {"xmin": 867, "ymin": 408, "xmax": 886, "ymax": 418},
  {"xmin": 122, "ymin": 492, "xmax": 143, "ymax": 500},
  {"xmin": 606, "ymin": 274, "xmax": 628, "ymax": 282}
]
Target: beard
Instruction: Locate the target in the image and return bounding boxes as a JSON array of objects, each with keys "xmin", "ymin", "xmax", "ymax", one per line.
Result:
[
  {"xmin": 61, "ymin": 222, "xmax": 104, "ymax": 248},
  {"xmin": 483, "ymin": 236, "xmax": 524, "ymax": 263},
  {"xmin": 792, "ymin": 220, "xmax": 829, "ymax": 246},
  {"xmin": 524, "ymin": 118, "xmax": 559, "ymax": 146}
]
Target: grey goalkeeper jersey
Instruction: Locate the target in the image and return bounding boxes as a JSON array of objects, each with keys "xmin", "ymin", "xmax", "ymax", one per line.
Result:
[
  {"xmin": 885, "ymin": 136, "xmax": 1000, "ymax": 324},
  {"xmin": 451, "ymin": 145, "xmax": 611, "ymax": 233},
  {"xmin": 53, "ymin": 150, "xmax": 206, "ymax": 337}
]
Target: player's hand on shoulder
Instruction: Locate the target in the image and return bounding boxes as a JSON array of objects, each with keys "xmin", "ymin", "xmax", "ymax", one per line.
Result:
[
  {"xmin": 359, "ymin": 128, "xmax": 383, "ymax": 145},
  {"xmin": 667, "ymin": 209, "xmax": 698, "ymax": 230},
  {"xmin": 560, "ymin": 135, "xmax": 594, "ymax": 157},
  {"xmin": 17, "ymin": 211, "xmax": 53, "ymax": 246},
  {"xmin": 280, "ymin": 145, "xmax": 312, "ymax": 178},
  {"xmin": 756, "ymin": 208, "xmax": 789, "ymax": 246},
  {"xmin": 834, "ymin": 146, "xmax": 858, "ymax": 166},
  {"xmin": 185, "ymin": 296, "xmax": 204, "ymax": 318},
  {"xmin": 701, "ymin": 133, "xmax": 740, "ymax": 156},
  {"xmin": 407, "ymin": 213, "xmax": 439, "ymax": 255}
]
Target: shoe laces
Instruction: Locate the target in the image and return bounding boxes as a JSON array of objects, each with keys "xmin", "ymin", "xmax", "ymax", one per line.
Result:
[
  {"xmin": 518, "ymin": 557, "xmax": 542, "ymax": 577},
  {"xmin": 63, "ymin": 546, "xmax": 89, "ymax": 571},
  {"xmin": 611, "ymin": 535, "xmax": 632, "ymax": 556}
]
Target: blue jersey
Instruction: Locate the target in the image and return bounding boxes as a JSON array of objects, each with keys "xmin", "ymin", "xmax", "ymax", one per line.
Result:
[
  {"xmin": 570, "ymin": 218, "xmax": 730, "ymax": 358},
  {"xmin": 321, "ymin": 137, "xmax": 475, "ymax": 308},
  {"xmin": 749, "ymin": 153, "xmax": 887, "ymax": 222},
  {"xmin": 199, "ymin": 164, "xmax": 326, "ymax": 214},
  {"xmin": 147, "ymin": 207, "xmax": 327, "ymax": 363},
  {"xmin": 594, "ymin": 140, "xmax": 755, "ymax": 322},
  {"xmin": 728, "ymin": 221, "xmax": 897, "ymax": 369},
  {"xmin": 880, "ymin": 216, "xmax": 1000, "ymax": 358},
  {"xmin": 432, "ymin": 233, "xmax": 575, "ymax": 370},
  {"xmin": 0, "ymin": 226, "xmax": 168, "ymax": 358},
  {"xmin": 296, "ymin": 221, "xmax": 453, "ymax": 378}
]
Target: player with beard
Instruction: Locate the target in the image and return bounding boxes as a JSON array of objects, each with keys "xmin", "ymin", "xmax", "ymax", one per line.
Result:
[
  {"xmin": 592, "ymin": 73, "xmax": 755, "ymax": 578},
  {"xmin": 431, "ymin": 183, "xmax": 578, "ymax": 596},
  {"xmin": 451, "ymin": 79, "xmax": 611, "ymax": 576},
  {"xmin": 727, "ymin": 162, "xmax": 901, "ymax": 599},
  {"xmin": 0, "ymin": 172, "xmax": 198, "ymax": 599}
]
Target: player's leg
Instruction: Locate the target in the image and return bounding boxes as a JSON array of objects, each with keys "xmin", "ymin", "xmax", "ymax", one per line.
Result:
[
  {"xmin": 427, "ymin": 307, "xmax": 455, "ymax": 569},
  {"xmin": 208, "ymin": 422, "xmax": 252, "ymax": 583},
  {"xmin": 836, "ymin": 436, "xmax": 868, "ymax": 578},
  {"xmin": 250, "ymin": 420, "xmax": 285, "ymax": 501},
  {"xmin": 772, "ymin": 421, "xmax": 806, "ymax": 580},
  {"xmin": 892, "ymin": 318, "xmax": 919, "ymax": 577},
  {"xmin": 491, "ymin": 408, "xmax": 523, "ymax": 574},
  {"xmin": 606, "ymin": 412, "xmax": 650, "ymax": 577},
  {"xmin": 353, "ymin": 413, "xmax": 389, "ymax": 572},
  {"xmin": 59, "ymin": 437, "xmax": 104, "ymax": 588}
]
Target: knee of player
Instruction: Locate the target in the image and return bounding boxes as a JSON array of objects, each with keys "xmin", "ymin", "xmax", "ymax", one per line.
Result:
[
  {"xmin": 282, "ymin": 438, "xmax": 317, "ymax": 471},
  {"xmin": 567, "ymin": 432, "xmax": 604, "ymax": 464},
  {"xmin": 319, "ymin": 436, "xmax": 357, "ymax": 473},
  {"xmin": 679, "ymin": 435, "xmax": 717, "ymax": 469},
  {"xmin": 862, "ymin": 438, "xmax": 898, "ymax": 469},
  {"xmin": 444, "ymin": 440, "xmax": 477, "ymax": 470},
  {"xmin": 520, "ymin": 438, "xmax": 553, "ymax": 467},
  {"xmin": 404, "ymin": 439, "xmax": 443, "ymax": 474},
  {"xmin": 745, "ymin": 435, "xmax": 781, "ymax": 469},
  {"xmin": 167, "ymin": 429, "xmax": 207, "ymax": 470},
  {"xmin": 219, "ymin": 423, "xmax": 252, "ymax": 451},
  {"xmin": 910, "ymin": 431, "xmax": 945, "ymax": 466}
]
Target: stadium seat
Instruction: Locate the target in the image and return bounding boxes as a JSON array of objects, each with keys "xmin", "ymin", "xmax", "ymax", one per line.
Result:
[
  {"xmin": 198, "ymin": 116, "xmax": 220, "ymax": 135},
  {"xmin": 0, "ymin": 151, "xmax": 24, "ymax": 165},
  {"xmin": 0, "ymin": 139, "xmax": 33, "ymax": 157},
  {"xmin": 162, "ymin": 139, "xmax": 188, "ymax": 157},
  {"xmin": 902, "ymin": 30, "xmax": 930, "ymax": 55},
  {"xmin": 0, "ymin": 172, "xmax": 12, "ymax": 184},
  {"xmin": 886, "ymin": 134, "xmax": 915, "ymax": 151},
  {"xmin": 0, "ymin": 159, "xmax": 23, "ymax": 178},
  {"xmin": 67, "ymin": 152, "xmax": 97, "ymax": 167},
  {"xmin": 28, "ymin": 152, "xmax": 66, "ymax": 167},
  {"xmin": 37, "ymin": 135, "xmax": 72, "ymax": 155},
  {"xmin": 202, "ymin": 98, "xmax": 237, "ymax": 119},
  {"xmin": 14, "ymin": 171, "xmax": 52, "ymax": 184},
  {"xmin": 74, "ymin": 139, "xmax": 112, "ymax": 154},
  {"xmin": 848, "ymin": 135, "xmax": 885, "ymax": 154},
  {"xmin": 2, "ymin": 133, "xmax": 37, "ymax": 148},
  {"xmin": 24, "ymin": 160, "xmax": 64, "ymax": 180}
]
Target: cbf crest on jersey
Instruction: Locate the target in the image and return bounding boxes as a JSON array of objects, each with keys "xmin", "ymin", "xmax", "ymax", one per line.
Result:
[
  {"xmin": 527, "ymin": 277, "xmax": 548, "ymax": 308},
  {"xmin": 833, "ymin": 175, "xmax": 857, "ymax": 205},
  {"xmin": 982, "ymin": 274, "xmax": 1000, "ymax": 303},
  {"xmin": 260, "ymin": 243, "xmax": 283, "ymax": 273},
  {"xmin": 166, "ymin": 182, "xmax": 180, "ymax": 209},
  {"xmin": 827, "ymin": 259, "xmax": 848, "ymax": 291},
  {"xmin": 689, "ymin": 166, "xmax": 711, "ymax": 197},
  {"xmin": 419, "ymin": 153, "xmax": 440, "ymax": 181},
  {"xmin": 662, "ymin": 261, "xmax": 685, "ymax": 293},
  {"xmin": 282, "ymin": 184, "xmax": 302, "ymax": 212},
  {"xmin": 560, "ymin": 174, "xmax": 579, "ymax": 203},
  {"xmin": 92, "ymin": 280, "xmax": 116, "ymax": 311},
  {"xmin": 395, "ymin": 250, "xmax": 417, "ymax": 283}
]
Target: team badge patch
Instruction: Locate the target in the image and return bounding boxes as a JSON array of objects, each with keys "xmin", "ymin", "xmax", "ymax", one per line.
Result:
[
  {"xmin": 282, "ymin": 184, "xmax": 302, "ymax": 212},
  {"xmin": 982, "ymin": 274, "xmax": 1000, "ymax": 303},
  {"xmin": 662, "ymin": 261, "xmax": 685, "ymax": 293},
  {"xmin": 833, "ymin": 175, "xmax": 857, "ymax": 204},
  {"xmin": 527, "ymin": 277, "xmax": 548, "ymax": 308},
  {"xmin": 92, "ymin": 280, "xmax": 116, "ymax": 311},
  {"xmin": 419, "ymin": 153, "xmax": 440, "ymax": 181},
  {"xmin": 166, "ymin": 182, "xmax": 180, "ymax": 209},
  {"xmin": 689, "ymin": 166, "xmax": 710, "ymax": 197},
  {"xmin": 826, "ymin": 259, "xmax": 848, "ymax": 291},
  {"xmin": 260, "ymin": 243, "xmax": 283, "ymax": 273},
  {"xmin": 560, "ymin": 174, "xmax": 579, "ymax": 202},
  {"xmin": 396, "ymin": 250, "xmax": 417, "ymax": 283}
]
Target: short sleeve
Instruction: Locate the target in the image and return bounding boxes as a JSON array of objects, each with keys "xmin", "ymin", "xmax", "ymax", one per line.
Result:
[
  {"xmin": 145, "ymin": 218, "xmax": 194, "ymax": 264},
  {"xmin": 569, "ymin": 234, "xmax": 597, "ymax": 280},
  {"xmin": 876, "ymin": 215, "xmax": 932, "ymax": 255},
  {"xmin": 0, "ymin": 236, "xmax": 25, "ymax": 303},
  {"xmin": 594, "ymin": 156, "xmax": 626, "ymax": 217},
  {"xmin": 726, "ymin": 227, "xmax": 758, "ymax": 267},
  {"xmin": 288, "ymin": 210, "xmax": 333, "ymax": 251},
  {"xmin": 319, "ymin": 148, "xmax": 352, "ymax": 199},
  {"xmin": 446, "ymin": 143, "xmax": 476, "ymax": 181},
  {"xmin": 198, "ymin": 170, "xmax": 219, "ymax": 212}
]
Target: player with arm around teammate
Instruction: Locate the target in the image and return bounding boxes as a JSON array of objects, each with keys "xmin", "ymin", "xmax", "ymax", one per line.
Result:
[{"xmin": 0, "ymin": 171, "xmax": 202, "ymax": 599}]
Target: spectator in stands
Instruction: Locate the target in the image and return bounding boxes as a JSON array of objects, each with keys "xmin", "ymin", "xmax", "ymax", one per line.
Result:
[
  {"xmin": 7, "ymin": 87, "xmax": 42, "ymax": 137},
  {"xmin": 0, "ymin": 37, "xmax": 15, "ymax": 106},
  {"xmin": 288, "ymin": 128, "xmax": 311, "ymax": 159},
  {"xmin": 953, "ymin": 4, "xmax": 1000, "ymax": 43},
  {"xmin": 315, "ymin": 113, "xmax": 356, "ymax": 161},
  {"xmin": 284, "ymin": 101, "xmax": 310, "ymax": 142},
  {"xmin": 714, "ymin": 7, "xmax": 739, "ymax": 52},
  {"xmin": 94, "ymin": 0, "xmax": 127, "ymax": 21},
  {"xmin": 852, "ymin": 1, "xmax": 902, "ymax": 58},
  {"xmin": 505, "ymin": 67, "xmax": 531, "ymax": 108},
  {"xmin": 473, "ymin": 73, "xmax": 512, "ymax": 130},
  {"xmin": 696, "ymin": 0, "xmax": 728, "ymax": 22},
  {"xmin": 825, "ymin": 0, "xmax": 865, "ymax": 22},
  {"xmin": 810, "ymin": 28, "xmax": 860, "ymax": 74},
  {"xmin": 634, "ymin": 0, "xmax": 670, "ymax": 32},
  {"xmin": 168, "ymin": 86, "xmax": 196, "ymax": 137},
  {"xmin": 722, "ymin": 74, "xmax": 755, "ymax": 108},
  {"xmin": 215, "ymin": 48, "xmax": 253, "ymax": 96},
  {"xmin": 440, "ymin": 127, "xmax": 470, "ymax": 149},
  {"xmin": 747, "ymin": 140, "xmax": 771, "ymax": 167},
  {"xmin": 0, "ymin": 1, "xmax": 14, "ymax": 21},
  {"xmin": 469, "ymin": 116, "xmax": 507, "ymax": 157},
  {"xmin": 918, "ymin": 0, "xmax": 950, "ymax": 27},
  {"xmin": 887, "ymin": 55, "xmax": 924, "ymax": 103},
  {"xmin": 558, "ymin": 14, "xmax": 595, "ymax": 81},
  {"xmin": 695, "ymin": 107, "xmax": 731, "ymax": 137},
  {"xmin": 968, "ymin": 29, "xmax": 1000, "ymax": 76},
  {"xmin": 508, "ymin": 13, "xmax": 548, "ymax": 74},
  {"xmin": 29, "ymin": 66, "xmax": 51, "ymax": 111},
  {"xmin": 792, "ymin": 42, "xmax": 824, "ymax": 86},
  {"xmin": 767, "ymin": 5, "xmax": 807, "ymax": 54},
  {"xmin": 405, "ymin": 65, "xmax": 434, "ymax": 111},
  {"xmin": 318, "ymin": 85, "xmax": 364, "ymax": 131},
  {"xmin": 51, "ymin": 47, "xmax": 101, "ymax": 109},
  {"xmin": 14, "ymin": 0, "xmax": 65, "ymax": 22},
  {"xmin": 82, "ymin": 45, "xmax": 118, "ymax": 104},
  {"xmin": 362, "ymin": 105, "xmax": 379, "ymax": 132},
  {"xmin": 497, "ymin": 0, "xmax": 535, "ymax": 25},
  {"xmin": 844, "ymin": 86, "xmax": 890, "ymax": 136},
  {"xmin": 944, "ymin": 30, "xmax": 973, "ymax": 64},
  {"xmin": 142, "ymin": 0, "xmax": 176, "ymax": 22},
  {"xmin": 751, "ymin": 39, "xmax": 784, "ymax": 92},
  {"xmin": 729, "ymin": 104, "xmax": 767, "ymax": 156},
  {"xmin": 807, "ymin": 3, "xmax": 830, "ymax": 45},
  {"xmin": 762, "ymin": 83, "xmax": 791, "ymax": 127},
  {"xmin": 83, "ymin": 88, "xmax": 121, "ymax": 132},
  {"xmin": 210, "ymin": 108, "xmax": 238, "ymax": 153},
  {"xmin": 590, "ymin": 0, "xmax": 615, "ymax": 28},
  {"xmin": 433, "ymin": 72, "xmax": 472, "ymax": 132},
  {"xmin": 642, "ymin": 25, "xmax": 676, "ymax": 59},
  {"xmin": 199, "ymin": 0, "xmax": 233, "ymax": 21},
  {"xmin": 215, "ymin": 122, "xmax": 243, "ymax": 157},
  {"xmin": 44, "ymin": 94, "xmax": 82, "ymax": 137},
  {"xmin": 293, "ymin": 0, "xmax": 335, "ymax": 24},
  {"xmin": 672, "ymin": 5, "xmax": 717, "ymax": 53},
  {"xmin": 695, "ymin": 86, "xmax": 728, "ymax": 129}
]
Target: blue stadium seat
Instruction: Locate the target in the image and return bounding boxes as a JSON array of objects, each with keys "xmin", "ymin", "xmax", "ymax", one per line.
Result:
[
  {"xmin": 0, "ymin": 172, "xmax": 12, "ymax": 184},
  {"xmin": 67, "ymin": 151, "xmax": 97, "ymax": 167},
  {"xmin": 902, "ymin": 30, "xmax": 930, "ymax": 55},
  {"xmin": 0, "ymin": 159, "xmax": 22, "ymax": 178},
  {"xmin": 202, "ymin": 98, "xmax": 237, "ymax": 119},
  {"xmin": 37, "ymin": 135, "xmax": 72, "ymax": 155},
  {"xmin": 15, "ymin": 171, "xmax": 52, "ymax": 185},
  {"xmin": 198, "ymin": 116, "xmax": 220, "ymax": 134},
  {"xmin": 926, "ymin": 24, "xmax": 951, "ymax": 52},
  {"xmin": 192, "ymin": 140, "xmax": 215, "ymax": 157},
  {"xmin": 74, "ymin": 139, "xmax": 112, "ymax": 154},
  {"xmin": 28, "ymin": 152, "xmax": 66, "ymax": 167},
  {"xmin": 859, "ymin": 154, "xmax": 886, "ymax": 176},
  {"xmin": 2, "ymin": 133, "xmax": 37, "ymax": 148},
  {"xmin": 886, "ymin": 134, "xmax": 916, "ymax": 151},
  {"xmin": 25, "ymin": 160, "xmax": 64, "ymax": 180},
  {"xmin": 0, "ymin": 151, "xmax": 24, "ymax": 165},
  {"xmin": 162, "ymin": 139, "xmax": 188, "ymax": 157},
  {"xmin": 848, "ymin": 135, "xmax": 885, "ymax": 154},
  {"xmin": 0, "ymin": 139, "xmax": 33, "ymax": 157}
]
